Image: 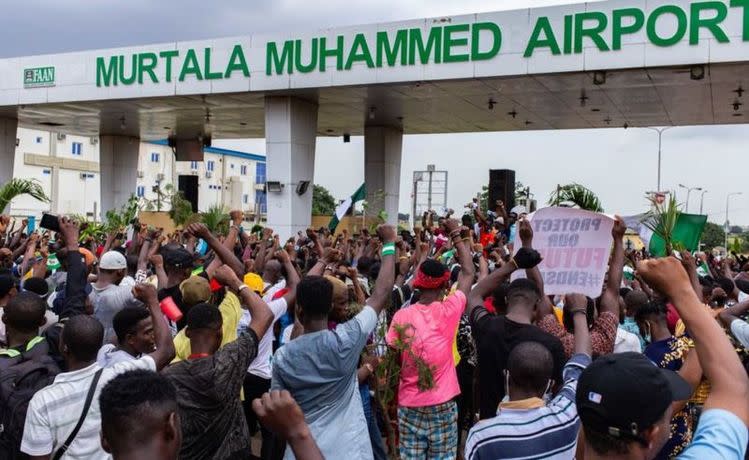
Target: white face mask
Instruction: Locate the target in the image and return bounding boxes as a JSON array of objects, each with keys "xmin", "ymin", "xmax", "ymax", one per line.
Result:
[{"xmin": 503, "ymin": 371, "xmax": 553, "ymax": 404}]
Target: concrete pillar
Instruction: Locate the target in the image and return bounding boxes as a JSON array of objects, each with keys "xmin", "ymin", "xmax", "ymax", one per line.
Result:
[
  {"xmin": 264, "ymin": 96, "xmax": 318, "ymax": 239},
  {"xmin": 99, "ymin": 135, "xmax": 140, "ymax": 216},
  {"xmin": 0, "ymin": 118, "xmax": 18, "ymax": 194},
  {"xmin": 364, "ymin": 125, "xmax": 402, "ymax": 226}
]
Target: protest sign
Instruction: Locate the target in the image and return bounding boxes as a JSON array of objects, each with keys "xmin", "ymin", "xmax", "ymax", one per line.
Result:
[{"xmin": 516, "ymin": 207, "xmax": 614, "ymax": 298}]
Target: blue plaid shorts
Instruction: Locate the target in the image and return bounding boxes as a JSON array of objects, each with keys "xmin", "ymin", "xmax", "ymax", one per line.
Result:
[{"xmin": 397, "ymin": 401, "xmax": 458, "ymax": 460}]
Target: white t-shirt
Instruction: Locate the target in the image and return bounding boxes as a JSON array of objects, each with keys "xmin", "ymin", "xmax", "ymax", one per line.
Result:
[
  {"xmin": 238, "ymin": 297, "xmax": 288, "ymax": 380},
  {"xmin": 614, "ymin": 327, "xmax": 642, "ymax": 354},
  {"xmin": 21, "ymin": 356, "xmax": 156, "ymax": 459},
  {"xmin": 96, "ymin": 343, "xmax": 139, "ymax": 368}
]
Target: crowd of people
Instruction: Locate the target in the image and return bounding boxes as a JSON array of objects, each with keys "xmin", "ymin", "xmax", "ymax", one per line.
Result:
[{"xmin": 0, "ymin": 199, "xmax": 747, "ymax": 460}]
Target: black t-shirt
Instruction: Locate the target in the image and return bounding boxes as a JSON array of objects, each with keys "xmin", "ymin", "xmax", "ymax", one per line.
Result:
[
  {"xmin": 470, "ymin": 305, "xmax": 566, "ymax": 420},
  {"xmin": 158, "ymin": 284, "xmax": 187, "ymax": 330}
]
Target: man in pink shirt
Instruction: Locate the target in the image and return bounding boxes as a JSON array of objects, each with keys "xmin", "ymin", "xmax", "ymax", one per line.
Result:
[{"xmin": 387, "ymin": 219, "xmax": 475, "ymax": 460}]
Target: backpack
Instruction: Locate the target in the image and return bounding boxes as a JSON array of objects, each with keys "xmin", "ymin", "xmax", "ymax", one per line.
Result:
[{"xmin": 0, "ymin": 337, "xmax": 60, "ymax": 460}]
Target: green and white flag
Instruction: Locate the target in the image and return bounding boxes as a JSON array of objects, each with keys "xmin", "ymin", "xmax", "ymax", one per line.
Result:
[
  {"xmin": 623, "ymin": 213, "xmax": 707, "ymax": 257},
  {"xmin": 328, "ymin": 183, "xmax": 366, "ymax": 231}
]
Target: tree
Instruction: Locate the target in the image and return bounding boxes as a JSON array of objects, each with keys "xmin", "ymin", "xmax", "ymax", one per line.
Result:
[
  {"xmin": 200, "ymin": 204, "xmax": 229, "ymax": 235},
  {"xmin": 0, "ymin": 178, "xmax": 50, "ymax": 213},
  {"xmin": 548, "ymin": 183, "xmax": 604, "ymax": 212},
  {"xmin": 312, "ymin": 185, "xmax": 336, "ymax": 216},
  {"xmin": 701, "ymin": 222, "xmax": 726, "ymax": 250}
]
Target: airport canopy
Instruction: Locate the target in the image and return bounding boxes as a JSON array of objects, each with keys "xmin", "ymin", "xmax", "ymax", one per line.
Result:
[{"xmin": 1, "ymin": 0, "xmax": 748, "ymax": 140}]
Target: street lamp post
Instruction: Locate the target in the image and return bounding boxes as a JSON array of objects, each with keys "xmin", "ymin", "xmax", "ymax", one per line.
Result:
[
  {"xmin": 725, "ymin": 192, "xmax": 743, "ymax": 251},
  {"xmin": 699, "ymin": 190, "xmax": 708, "ymax": 215},
  {"xmin": 642, "ymin": 127, "xmax": 675, "ymax": 192},
  {"xmin": 678, "ymin": 184, "xmax": 702, "ymax": 213}
]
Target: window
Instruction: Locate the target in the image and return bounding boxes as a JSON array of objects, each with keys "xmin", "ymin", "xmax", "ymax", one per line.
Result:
[
  {"xmin": 230, "ymin": 163, "xmax": 235, "ymax": 169},
  {"xmin": 71, "ymin": 142, "xmax": 82, "ymax": 156},
  {"xmin": 240, "ymin": 165, "xmax": 247, "ymax": 176},
  {"xmin": 42, "ymin": 169, "xmax": 51, "ymax": 175},
  {"xmin": 207, "ymin": 160, "xmax": 215, "ymax": 172},
  {"xmin": 136, "ymin": 185, "xmax": 145, "ymax": 197},
  {"xmin": 255, "ymin": 191, "xmax": 267, "ymax": 214},
  {"xmin": 35, "ymin": 136, "xmax": 43, "ymax": 144},
  {"xmin": 151, "ymin": 152, "xmax": 160, "ymax": 163},
  {"xmin": 243, "ymin": 194, "xmax": 249, "ymax": 204},
  {"xmin": 190, "ymin": 161, "xmax": 198, "ymax": 170}
]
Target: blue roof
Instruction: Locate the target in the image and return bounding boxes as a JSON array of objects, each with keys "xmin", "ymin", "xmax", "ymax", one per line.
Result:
[{"xmin": 149, "ymin": 139, "xmax": 266, "ymax": 163}]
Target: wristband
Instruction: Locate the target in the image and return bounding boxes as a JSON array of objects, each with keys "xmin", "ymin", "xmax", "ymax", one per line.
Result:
[
  {"xmin": 382, "ymin": 242, "xmax": 396, "ymax": 257},
  {"xmin": 237, "ymin": 284, "xmax": 249, "ymax": 293}
]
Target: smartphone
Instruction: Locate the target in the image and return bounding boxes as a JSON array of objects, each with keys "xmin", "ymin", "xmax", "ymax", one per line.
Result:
[{"xmin": 40, "ymin": 213, "xmax": 60, "ymax": 233}]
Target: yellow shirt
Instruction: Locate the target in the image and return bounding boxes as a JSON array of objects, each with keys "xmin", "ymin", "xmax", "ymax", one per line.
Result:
[{"xmin": 172, "ymin": 291, "xmax": 242, "ymax": 363}]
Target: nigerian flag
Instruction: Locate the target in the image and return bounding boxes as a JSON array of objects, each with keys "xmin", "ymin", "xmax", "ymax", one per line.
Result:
[
  {"xmin": 623, "ymin": 213, "xmax": 707, "ymax": 257},
  {"xmin": 328, "ymin": 184, "xmax": 366, "ymax": 231}
]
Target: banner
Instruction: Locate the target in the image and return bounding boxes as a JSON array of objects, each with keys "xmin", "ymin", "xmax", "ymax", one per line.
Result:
[{"xmin": 520, "ymin": 207, "xmax": 614, "ymax": 298}]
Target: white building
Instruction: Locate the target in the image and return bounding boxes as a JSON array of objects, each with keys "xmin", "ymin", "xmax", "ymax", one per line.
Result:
[{"xmin": 10, "ymin": 127, "xmax": 267, "ymax": 220}]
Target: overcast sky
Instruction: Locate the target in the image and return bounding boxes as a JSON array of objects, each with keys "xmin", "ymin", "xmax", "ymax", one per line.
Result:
[{"xmin": 2, "ymin": 0, "xmax": 748, "ymax": 225}]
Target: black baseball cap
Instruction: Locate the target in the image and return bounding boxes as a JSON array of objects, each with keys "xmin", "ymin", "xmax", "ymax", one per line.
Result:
[
  {"xmin": 162, "ymin": 247, "xmax": 195, "ymax": 269},
  {"xmin": 576, "ymin": 352, "xmax": 692, "ymax": 443}
]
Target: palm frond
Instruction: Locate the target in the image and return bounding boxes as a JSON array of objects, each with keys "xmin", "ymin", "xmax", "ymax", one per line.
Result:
[
  {"xmin": 548, "ymin": 183, "xmax": 604, "ymax": 212},
  {"xmin": 200, "ymin": 204, "xmax": 229, "ymax": 234},
  {"xmin": 0, "ymin": 178, "xmax": 51, "ymax": 213},
  {"xmin": 642, "ymin": 193, "xmax": 681, "ymax": 254}
]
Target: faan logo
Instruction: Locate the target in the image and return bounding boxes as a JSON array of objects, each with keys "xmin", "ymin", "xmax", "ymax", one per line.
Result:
[{"xmin": 24, "ymin": 67, "xmax": 55, "ymax": 88}]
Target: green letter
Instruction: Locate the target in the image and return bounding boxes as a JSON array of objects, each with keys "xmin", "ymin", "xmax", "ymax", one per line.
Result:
[
  {"xmin": 690, "ymin": 1, "xmax": 729, "ymax": 44},
  {"xmin": 443, "ymin": 24, "xmax": 470, "ymax": 63},
  {"xmin": 225, "ymin": 45, "xmax": 250, "ymax": 78},
  {"xmin": 137, "ymin": 52, "xmax": 158, "ymax": 84},
  {"xmin": 319, "ymin": 36, "xmax": 345, "ymax": 72},
  {"xmin": 524, "ymin": 17, "xmax": 561, "ymax": 57},
  {"xmin": 266, "ymin": 41, "xmax": 294, "ymax": 75},
  {"xmin": 647, "ymin": 5, "xmax": 688, "ymax": 47},
  {"xmin": 612, "ymin": 8, "xmax": 645, "ymax": 50},
  {"xmin": 731, "ymin": 0, "xmax": 749, "ymax": 40},
  {"xmin": 574, "ymin": 12, "xmax": 610, "ymax": 53},
  {"xmin": 118, "ymin": 55, "xmax": 136, "ymax": 85},
  {"xmin": 179, "ymin": 49, "xmax": 203, "ymax": 81},
  {"xmin": 564, "ymin": 15, "xmax": 573, "ymax": 54},
  {"xmin": 471, "ymin": 22, "xmax": 502, "ymax": 60},
  {"xmin": 376, "ymin": 30, "xmax": 408, "ymax": 66},
  {"xmin": 203, "ymin": 48, "xmax": 223, "ymax": 80},
  {"xmin": 345, "ymin": 34, "xmax": 374, "ymax": 69},
  {"xmin": 409, "ymin": 27, "xmax": 443, "ymax": 65},
  {"xmin": 295, "ymin": 38, "xmax": 319, "ymax": 73},
  {"xmin": 159, "ymin": 50, "xmax": 178, "ymax": 82},
  {"xmin": 96, "ymin": 56, "xmax": 118, "ymax": 87}
]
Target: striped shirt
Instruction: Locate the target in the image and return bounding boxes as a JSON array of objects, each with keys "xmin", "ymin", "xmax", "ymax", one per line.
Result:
[
  {"xmin": 21, "ymin": 356, "xmax": 156, "ymax": 459},
  {"xmin": 465, "ymin": 353, "xmax": 591, "ymax": 460}
]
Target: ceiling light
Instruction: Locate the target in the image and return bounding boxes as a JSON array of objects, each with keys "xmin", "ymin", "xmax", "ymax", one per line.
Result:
[
  {"xmin": 690, "ymin": 65, "xmax": 705, "ymax": 80},
  {"xmin": 593, "ymin": 71, "xmax": 606, "ymax": 85},
  {"xmin": 487, "ymin": 98, "xmax": 496, "ymax": 110},
  {"xmin": 343, "ymin": 133, "xmax": 351, "ymax": 143},
  {"xmin": 369, "ymin": 107, "xmax": 376, "ymax": 120}
]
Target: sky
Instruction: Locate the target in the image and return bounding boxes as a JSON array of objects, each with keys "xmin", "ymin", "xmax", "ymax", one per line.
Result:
[{"xmin": 2, "ymin": 0, "xmax": 748, "ymax": 225}]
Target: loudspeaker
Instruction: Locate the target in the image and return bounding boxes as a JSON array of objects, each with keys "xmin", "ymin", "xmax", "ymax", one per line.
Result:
[{"xmin": 488, "ymin": 169, "xmax": 515, "ymax": 211}]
